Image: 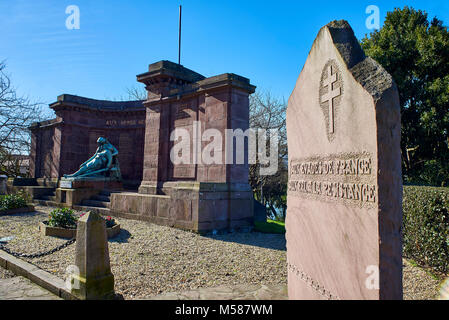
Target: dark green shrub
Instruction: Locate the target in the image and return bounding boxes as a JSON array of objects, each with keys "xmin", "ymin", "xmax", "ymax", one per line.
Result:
[
  {"xmin": 48, "ymin": 208, "xmax": 77, "ymax": 229},
  {"xmin": 0, "ymin": 192, "xmax": 28, "ymax": 211},
  {"xmin": 403, "ymin": 185, "xmax": 449, "ymax": 274}
]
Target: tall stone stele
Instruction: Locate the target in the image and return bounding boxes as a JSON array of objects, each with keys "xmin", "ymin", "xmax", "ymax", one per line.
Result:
[
  {"xmin": 71, "ymin": 211, "xmax": 115, "ymax": 300},
  {"xmin": 286, "ymin": 20, "xmax": 402, "ymax": 300}
]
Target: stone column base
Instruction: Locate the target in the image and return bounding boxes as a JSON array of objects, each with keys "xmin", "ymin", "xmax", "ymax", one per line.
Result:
[
  {"xmin": 70, "ymin": 273, "xmax": 115, "ymax": 300},
  {"xmin": 56, "ymin": 179, "xmax": 123, "ymax": 207},
  {"xmin": 112, "ymin": 181, "xmax": 254, "ymax": 233}
]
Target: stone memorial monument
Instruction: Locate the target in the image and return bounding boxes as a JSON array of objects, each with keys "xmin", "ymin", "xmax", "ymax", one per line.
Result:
[
  {"xmin": 70, "ymin": 211, "xmax": 115, "ymax": 300},
  {"xmin": 29, "ymin": 95, "xmax": 145, "ymax": 188},
  {"xmin": 25, "ymin": 60, "xmax": 256, "ymax": 233},
  {"xmin": 286, "ymin": 20, "xmax": 402, "ymax": 300}
]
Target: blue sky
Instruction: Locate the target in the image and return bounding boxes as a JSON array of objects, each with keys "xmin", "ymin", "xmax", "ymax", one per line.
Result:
[{"xmin": 1, "ymin": 0, "xmax": 448, "ymax": 117}]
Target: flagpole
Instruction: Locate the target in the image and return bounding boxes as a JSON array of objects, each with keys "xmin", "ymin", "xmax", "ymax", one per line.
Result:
[{"xmin": 178, "ymin": 5, "xmax": 182, "ymax": 65}]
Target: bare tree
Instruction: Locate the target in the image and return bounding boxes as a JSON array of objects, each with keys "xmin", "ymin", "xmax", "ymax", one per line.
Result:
[
  {"xmin": 249, "ymin": 90, "xmax": 288, "ymax": 220},
  {"xmin": 126, "ymin": 86, "xmax": 147, "ymax": 101},
  {"xmin": 0, "ymin": 61, "xmax": 45, "ymax": 176}
]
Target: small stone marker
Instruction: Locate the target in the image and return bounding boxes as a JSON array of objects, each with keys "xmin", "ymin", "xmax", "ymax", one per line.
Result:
[
  {"xmin": 286, "ymin": 20, "xmax": 402, "ymax": 300},
  {"xmin": 70, "ymin": 211, "xmax": 115, "ymax": 300}
]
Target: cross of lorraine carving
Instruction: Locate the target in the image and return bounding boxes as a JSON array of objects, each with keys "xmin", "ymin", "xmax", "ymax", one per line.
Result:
[{"xmin": 321, "ymin": 65, "xmax": 341, "ymax": 134}]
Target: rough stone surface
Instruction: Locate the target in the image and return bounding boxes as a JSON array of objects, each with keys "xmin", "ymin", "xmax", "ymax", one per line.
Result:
[
  {"xmin": 286, "ymin": 20, "xmax": 402, "ymax": 300},
  {"xmin": 71, "ymin": 211, "xmax": 115, "ymax": 299},
  {"xmin": 0, "ymin": 276, "xmax": 61, "ymax": 300},
  {"xmin": 148, "ymin": 284, "xmax": 288, "ymax": 300}
]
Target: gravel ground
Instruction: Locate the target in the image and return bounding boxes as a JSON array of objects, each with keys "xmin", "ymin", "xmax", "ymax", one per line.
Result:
[
  {"xmin": 0, "ymin": 206, "xmax": 287, "ymax": 299},
  {"xmin": 403, "ymin": 259, "xmax": 441, "ymax": 300},
  {"xmin": 0, "ymin": 267, "xmax": 14, "ymax": 279},
  {"xmin": 0, "ymin": 206, "xmax": 445, "ymax": 300}
]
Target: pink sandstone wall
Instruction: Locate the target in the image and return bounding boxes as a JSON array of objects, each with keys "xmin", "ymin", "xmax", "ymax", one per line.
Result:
[{"xmin": 30, "ymin": 95, "xmax": 146, "ymax": 187}]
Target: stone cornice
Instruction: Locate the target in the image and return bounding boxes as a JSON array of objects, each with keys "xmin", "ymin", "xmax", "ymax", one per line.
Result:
[
  {"xmin": 143, "ymin": 73, "xmax": 256, "ymax": 105},
  {"xmin": 136, "ymin": 60, "xmax": 205, "ymax": 85},
  {"xmin": 29, "ymin": 119, "xmax": 63, "ymax": 130},
  {"xmin": 49, "ymin": 94, "xmax": 145, "ymax": 112}
]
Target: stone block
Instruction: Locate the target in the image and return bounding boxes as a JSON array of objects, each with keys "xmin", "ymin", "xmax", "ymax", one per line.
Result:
[
  {"xmin": 286, "ymin": 20, "xmax": 402, "ymax": 300},
  {"xmin": 198, "ymin": 199, "xmax": 229, "ymax": 222}
]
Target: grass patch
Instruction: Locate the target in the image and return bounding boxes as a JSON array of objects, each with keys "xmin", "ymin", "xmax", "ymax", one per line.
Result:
[
  {"xmin": 254, "ymin": 219, "xmax": 285, "ymax": 234},
  {"xmin": 407, "ymin": 258, "xmax": 446, "ymax": 281}
]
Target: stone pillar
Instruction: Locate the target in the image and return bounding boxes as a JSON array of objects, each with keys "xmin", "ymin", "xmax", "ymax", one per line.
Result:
[
  {"xmin": 137, "ymin": 61, "xmax": 205, "ymax": 194},
  {"xmin": 71, "ymin": 211, "xmax": 115, "ymax": 300},
  {"xmin": 131, "ymin": 61, "xmax": 257, "ymax": 233}
]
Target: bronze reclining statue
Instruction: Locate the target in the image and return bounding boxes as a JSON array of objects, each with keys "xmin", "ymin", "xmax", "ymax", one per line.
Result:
[{"xmin": 64, "ymin": 137, "xmax": 121, "ymax": 180}]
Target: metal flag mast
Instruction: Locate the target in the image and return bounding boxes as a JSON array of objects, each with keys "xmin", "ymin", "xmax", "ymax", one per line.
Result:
[{"xmin": 178, "ymin": 5, "xmax": 182, "ymax": 65}]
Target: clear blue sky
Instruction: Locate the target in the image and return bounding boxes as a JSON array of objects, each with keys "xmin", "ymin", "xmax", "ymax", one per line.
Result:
[{"xmin": 1, "ymin": 0, "xmax": 448, "ymax": 116}]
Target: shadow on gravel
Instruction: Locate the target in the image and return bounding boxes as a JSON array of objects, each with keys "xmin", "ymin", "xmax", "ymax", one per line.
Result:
[
  {"xmin": 5, "ymin": 211, "xmax": 45, "ymax": 218},
  {"xmin": 204, "ymin": 232, "xmax": 286, "ymax": 251},
  {"xmin": 109, "ymin": 229, "xmax": 131, "ymax": 243}
]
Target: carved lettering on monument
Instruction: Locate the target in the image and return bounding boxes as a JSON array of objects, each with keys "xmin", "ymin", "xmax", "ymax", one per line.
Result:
[
  {"xmin": 288, "ymin": 152, "xmax": 377, "ymax": 207},
  {"xmin": 105, "ymin": 120, "xmax": 118, "ymax": 126},
  {"xmin": 319, "ymin": 60, "xmax": 343, "ymax": 141},
  {"xmin": 105, "ymin": 119, "xmax": 145, "ymax": 127}
]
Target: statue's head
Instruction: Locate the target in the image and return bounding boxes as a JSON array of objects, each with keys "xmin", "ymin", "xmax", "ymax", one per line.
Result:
[{"xmin": 97, "ymin": 137, "xmax": 107, "ymax": 145}]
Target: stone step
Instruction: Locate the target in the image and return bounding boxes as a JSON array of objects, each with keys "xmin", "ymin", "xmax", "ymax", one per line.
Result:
[
  {"xmin": 91, "ymin": 194, "xmax": 111, "ymax": 202},
  {"xmin": 73, "ymin": 205, "xmax": 111, "ymax": 216},
  {"xmin": 33, "ymin": 199, "xmax": 61, "ymax": 207},
  {"xmin": 38, "ymin": 195, "xmax": 56, "ymax": 201},
  {"xmin": 99, "ymin": 190, "xmax": 111, "ymax": 196},
  {"xmin": 81, "ymin": 200, "xmax": 109, "ymax": 208}
]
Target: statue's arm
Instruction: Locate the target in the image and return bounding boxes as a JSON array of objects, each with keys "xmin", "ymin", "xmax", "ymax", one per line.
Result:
[
  {"xmin": 109, "ymin": 144, "xmax": 118, "ymax": 157},
  {"xmin": 80, "ymin": 148, "xmax": 99, "ymax": 168},
  {"xmin": 80, "ymin": 147, "xmax": 101, "ymax": 168},
  {"xmin": 106, "ymin": 151, "xmax": 113, "ymax": 169}
]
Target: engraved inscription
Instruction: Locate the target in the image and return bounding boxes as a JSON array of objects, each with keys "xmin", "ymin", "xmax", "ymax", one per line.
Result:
[
  {"xmin": 288, "ymin": 180, "xmax": 376, "ymax": 203},
  {"xmin": 288, "ymin": 152, "xmax": 377, "ymax": 207},
  {"xmin": 290, "ymin": 157, "xmax": 372, "ymax": 176},
  {"xmin": 105, "ymin": 119, "xmax": 145, "ymax": 127}
]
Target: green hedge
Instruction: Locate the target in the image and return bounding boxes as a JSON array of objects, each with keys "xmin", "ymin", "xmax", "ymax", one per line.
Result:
[
  {"xmin": 0, "ymin": 192, "xmax": 28, "ymax": 211},
  {"xmin": 403, "ymin": 185, "xmax": 449, "ymax": 274}
]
